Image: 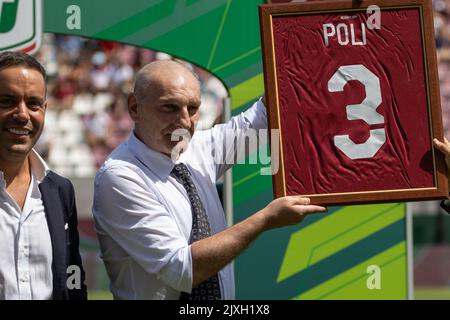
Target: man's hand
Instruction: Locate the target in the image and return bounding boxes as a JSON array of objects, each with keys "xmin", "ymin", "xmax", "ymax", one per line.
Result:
[
  {"xmin": 190, "ymin": 195, "xmax": 326, "ymax": 286},
  {"xmin": 434, "ymin": 138, "xmax": 450, "ymax": 168},
  {"xmin": 434, "ymin": 137, "xmax": 450, "ymax": 196},
  {"xmin": 259, "ymin": 196, "xmax": 327, "ymax": 230}
]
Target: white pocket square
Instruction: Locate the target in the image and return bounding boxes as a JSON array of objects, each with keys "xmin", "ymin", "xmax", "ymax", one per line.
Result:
[{"xmin": 64, "ymin": 223, "xmax": 69, "ymax": 230}]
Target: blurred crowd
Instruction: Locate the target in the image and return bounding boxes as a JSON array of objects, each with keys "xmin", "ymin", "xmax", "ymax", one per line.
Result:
[
  {"xmin": 435, "ymin": 0, "xmax": 450, "ymax": 139},
  {"xmin": 34, "ymin": 34, "xmax": 228, "ymax": 178}
]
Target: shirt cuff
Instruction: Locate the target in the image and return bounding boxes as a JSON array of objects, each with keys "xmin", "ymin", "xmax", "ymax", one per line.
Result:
[
  {"xmin": 157, "ymin": 245, "xmax": 193, "ymax": 293},
  {"xmin": 242, "ymin": 97, "xmax": 267, "ymax": 130}
]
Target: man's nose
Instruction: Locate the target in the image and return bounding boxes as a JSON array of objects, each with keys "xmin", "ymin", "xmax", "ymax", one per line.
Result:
[
  {"xmin": 13, "ymin": 101, "xmax": 31, "ymax": 123},
  {"xmin": 176, "ymin": 106, "xmax": 191, "ymax": 129}
]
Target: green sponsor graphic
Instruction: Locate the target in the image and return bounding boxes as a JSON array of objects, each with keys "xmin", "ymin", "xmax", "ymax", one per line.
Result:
[
  {"xmin": 229, "ymin": 73, "xmax": 264, "ymax": 110},
  {"xmin": 278, "ymin": 204, "xmax": 403, "ymax": 282},
  {"xmin": 0, "ymin": 0, "xmax": 18, "ymax": 33},
  {"xmin": 296, "ymin": 242, "xmax": 406, "ymax": 300},
  {"xmin": 235, "ymin": 203, "xmax": 406, "ymax": 299},
  {"xmin": 43, "ymin": 0, "xmax": 409, "ymax": 299}
]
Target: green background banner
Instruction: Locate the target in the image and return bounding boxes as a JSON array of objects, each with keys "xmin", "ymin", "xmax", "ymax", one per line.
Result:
[{"xmin": 43, "ymin": 0, "xmax": 408, "ymax": 299}]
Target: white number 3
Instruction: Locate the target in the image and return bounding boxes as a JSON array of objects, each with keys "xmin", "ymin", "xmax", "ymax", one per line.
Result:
[{"xmin": 328, "ymin": 64, "xmax": 385, "ymax": 159}]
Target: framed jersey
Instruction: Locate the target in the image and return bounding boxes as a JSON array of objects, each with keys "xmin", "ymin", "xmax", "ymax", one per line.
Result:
[{"xmin": 259, "ymin": 0, "xmax": 448, "ymax": 206}]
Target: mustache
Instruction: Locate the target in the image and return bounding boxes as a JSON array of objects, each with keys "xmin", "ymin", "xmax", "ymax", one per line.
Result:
[
  {"xmin": 5, "ymin": 119, "xmax": 33, "ymax": 127},
  {"xmin": 169, "ymin": 128, "xmax": 192, "ymax": 142}
]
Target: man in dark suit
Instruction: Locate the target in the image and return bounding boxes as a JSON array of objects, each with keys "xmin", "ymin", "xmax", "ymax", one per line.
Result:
[{"xmin": 0, "ymin": 51, "xmax": 87, "ymax": 300}]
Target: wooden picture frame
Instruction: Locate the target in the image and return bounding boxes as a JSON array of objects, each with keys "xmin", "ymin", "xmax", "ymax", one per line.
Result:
[{"xmin": 259, "ymin": 0, "xmax": 448, "ymax": 206}]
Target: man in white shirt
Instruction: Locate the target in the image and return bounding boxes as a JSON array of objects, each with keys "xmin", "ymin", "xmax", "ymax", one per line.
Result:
[
  {"xmin": 434, "ymin": 137, "xmax": 450, "ymax": 212},
  {"xmin": 93, "ymin": 60, "xmax": 327, "ymax": 300},
  {"xmin": 0, "ymin": 51, "xmax": 87, "ymax": 300}
]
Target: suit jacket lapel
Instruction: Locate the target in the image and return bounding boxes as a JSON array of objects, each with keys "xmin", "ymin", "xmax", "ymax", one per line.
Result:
[{"xmin": 39, "ymin": 174, "xmax": 67, "ymax": 300}]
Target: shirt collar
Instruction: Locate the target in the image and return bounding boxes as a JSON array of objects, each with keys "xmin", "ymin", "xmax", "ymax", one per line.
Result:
[
  {"xmin": 29, "ymin": 149, "xmax": 50, "ymax": 183},
  {"xmin": 0, "ymin": 149, "xmax": 50, "ymax": 187},
  {"xmin": 127, "ymin": 131, "xmax": 177, "ymax": 180}
]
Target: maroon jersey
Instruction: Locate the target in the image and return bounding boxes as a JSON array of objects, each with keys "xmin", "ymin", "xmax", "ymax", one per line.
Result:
[{"xmin": 272, "ymin": 8, "xmax": 433, "ymax": 195}]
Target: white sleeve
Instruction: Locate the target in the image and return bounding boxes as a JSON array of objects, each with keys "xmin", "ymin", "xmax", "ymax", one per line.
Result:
[
  {"xmin": 93, "ymin": 165, "xmax": 193, "ymax": 293},
  {"xmin": 208, "ymin": 98, "xmax": 267, "ymax": 179}
]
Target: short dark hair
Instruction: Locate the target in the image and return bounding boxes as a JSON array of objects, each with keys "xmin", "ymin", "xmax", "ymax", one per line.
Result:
[{"xmin": 0, "ymin": 51, "xmax": 46, "ymax": 80}]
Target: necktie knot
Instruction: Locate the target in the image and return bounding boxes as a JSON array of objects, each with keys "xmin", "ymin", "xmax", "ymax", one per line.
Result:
[
  {"xmin": 172, "ymin": 163, "xmax": 188, "ymax": 174},
  {"xmin": 171, "ymin": 163, "xmax": 189, "ymax": 179},
  {"xmin": 171, "ymin": 164, "xmax": 197, "ymax": 193}
]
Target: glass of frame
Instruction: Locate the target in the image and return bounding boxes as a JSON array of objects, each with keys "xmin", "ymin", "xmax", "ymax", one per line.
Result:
[{"xmin": 259, "ymin": 0, "xmax": 448, "ymax": 206}]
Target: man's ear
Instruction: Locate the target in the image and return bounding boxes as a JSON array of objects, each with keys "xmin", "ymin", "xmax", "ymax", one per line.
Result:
[{"xmin": 128, "ymin": 93, "xmax": 139, "ymax": 121}]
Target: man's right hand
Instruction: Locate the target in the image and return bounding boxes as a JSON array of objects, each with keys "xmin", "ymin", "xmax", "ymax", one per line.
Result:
[
  {"xmin": 434, "ymin": 137, "xmax": 450, "ymax": 168},
  {"xmin": 434, "ymin": 137, "xmax": 450, "ymax": 197},
  {"xmin": 190, "ymin": 195, "xmax": 326, "ymax": 286},
  {"xmin": 259, "ymin": 196, "xmax": 327, "ymax": 230}
]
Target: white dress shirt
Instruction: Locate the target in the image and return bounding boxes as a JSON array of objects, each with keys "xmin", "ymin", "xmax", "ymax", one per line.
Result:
[
  {"xmin": 0, "ymin": 150, "xmax": 53, "ymax": 300},
  {"xmin": 93, "ymin": 99, "xmax": 267, "ymax": 300}
]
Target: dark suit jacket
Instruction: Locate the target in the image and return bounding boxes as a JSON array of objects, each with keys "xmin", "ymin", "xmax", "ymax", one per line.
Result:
[{"xmin": 39, "ymin": 171, "xmax": 87, "ymax": 300}]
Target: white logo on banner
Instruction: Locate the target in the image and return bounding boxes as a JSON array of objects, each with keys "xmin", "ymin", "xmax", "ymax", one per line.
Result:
[{"xmin": 0, "ymin": 0, "xmax": 42, "ymax": 54}]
